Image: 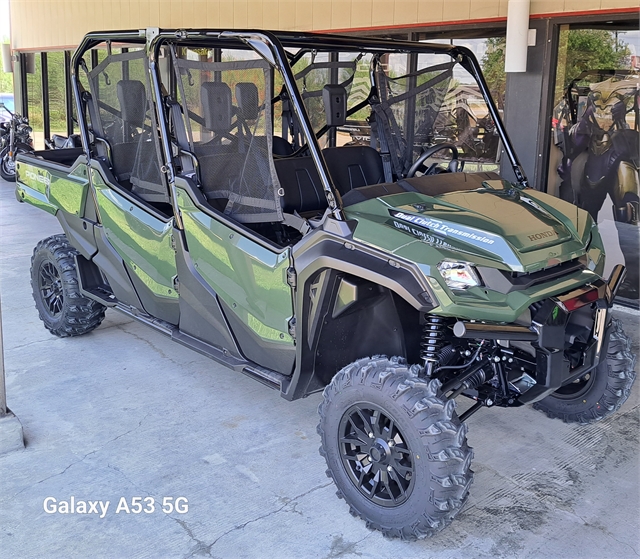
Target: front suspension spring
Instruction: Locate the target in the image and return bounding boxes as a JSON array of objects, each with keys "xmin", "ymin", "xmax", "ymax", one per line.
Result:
[{"xmin": 421, "ymin": 315, "xmax": 446, "ymax": 376}]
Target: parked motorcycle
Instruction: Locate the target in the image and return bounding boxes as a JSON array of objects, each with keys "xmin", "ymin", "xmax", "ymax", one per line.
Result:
[{"xmin": 0, "ymin": 101, "xmax": 34, "ymax": 181}]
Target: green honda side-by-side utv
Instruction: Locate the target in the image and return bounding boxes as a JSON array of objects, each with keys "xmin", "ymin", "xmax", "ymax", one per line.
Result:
[{"xmin": 15, "ymin": 28, "xmax": 636, "ymax": 540}]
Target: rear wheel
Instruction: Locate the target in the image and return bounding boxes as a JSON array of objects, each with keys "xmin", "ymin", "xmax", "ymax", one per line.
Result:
[
  {"xmin": 31, "ymin": 235, "xmax": 106, "ymax": 337},
  {"xmin": 533, "ymin": 319, "xmax": 636, "ymax": 423},
  {"xmin": 317, "ymin": 356, "xmax": 473, "ymax": 540}
]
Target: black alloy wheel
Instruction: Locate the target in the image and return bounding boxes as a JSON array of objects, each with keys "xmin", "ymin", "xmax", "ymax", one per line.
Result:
[
  {"xmin": 339, "ymin": 403, "xmax": 415, "ymax": 507},
  {"xmin": 38, "ymin": 261, "xmax": 65, "ymax": 317},
  {"xmin": 551, "ymin": 370, "xmax": 596, "ymax": 399}
]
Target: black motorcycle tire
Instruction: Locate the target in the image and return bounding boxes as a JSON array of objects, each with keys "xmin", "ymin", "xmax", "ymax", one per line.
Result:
[{"xmin": 0, "ymin": 142, "xmax": 34, "ymax": 182}]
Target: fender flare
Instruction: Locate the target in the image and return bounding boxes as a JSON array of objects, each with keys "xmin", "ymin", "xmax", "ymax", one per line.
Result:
[{"xmin": 282, "ymin": 231, "xmax": 435, "ymax": 400}]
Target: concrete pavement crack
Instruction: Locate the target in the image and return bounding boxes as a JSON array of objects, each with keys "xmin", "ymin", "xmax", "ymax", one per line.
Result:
[
  {"xmin": 285, "ymin": 480, "xmax": 334, "ymax": 502},
  {"xmin": 208, "ymin": 481, "xmax": 333, "ymax": 550},
  {"xmin": 6, "ymin": 448, "xmax": 99, "ymax": 502},
  {"xmin": 116, "ymin": 324, "xmax": 182, "ymax": 365},
  {"xmin": 4, "ymin": 413, "xmax": 150, "ymax": 503},
  {"xmin": 174, "ymin": 518, "xmax": 215, "ymax": 559},
  {"xmin": 4, "ymin": 338, "xmax": 60, "ymax": 352},
  {"xmin": 609, "ymin": 535, "xmax": 640, "ymax": 558},
  {"xmin": 558, "ymin": 509, "xmax": 640, "ymax": 557},
  {"xmin": 94, "ymin": 320, "xmax": 135, "ymax": 331},
  {"xmin": 105, "ymin": 463, "xmax": 153, "ymax": 498},
  {"xmin": 108, "ymin": 413, "xmax": 150, "ymax": 445}
]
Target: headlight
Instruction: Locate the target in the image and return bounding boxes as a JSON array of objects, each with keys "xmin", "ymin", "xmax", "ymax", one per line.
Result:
[
  {"xmin": 437, "ymin": 260, "xmax": 482, "ymax": 290},
  {"xmin": 20, "ymin": 125, "xmax": 32, "ymax": 134}
]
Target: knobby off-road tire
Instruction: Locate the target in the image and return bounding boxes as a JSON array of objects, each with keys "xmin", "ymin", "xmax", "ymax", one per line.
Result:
[
  {"xmin": 533, "ymin": 318, "xmax": 636, "ymax": 424},
  {"xmin": 317, "ymin": 356, "xmax": 473, "ymax": 540},
  {"xmin": 31, "ymin": 235, "xmax": 106, "ymax": 337}
]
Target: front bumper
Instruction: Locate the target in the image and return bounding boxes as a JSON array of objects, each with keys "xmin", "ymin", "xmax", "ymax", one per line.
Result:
[{"xmin": 454, "ymin": 264, "xmax": 626, "ymax": 404}]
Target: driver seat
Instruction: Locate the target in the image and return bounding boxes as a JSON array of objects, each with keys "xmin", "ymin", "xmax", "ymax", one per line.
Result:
[
  {"xmin": 319, "ymin": 84, "xmax": 384, "ymax": 196},
  {"xmin": 322, "ymin": 145, "xmax": 385, "ymax": 195}
]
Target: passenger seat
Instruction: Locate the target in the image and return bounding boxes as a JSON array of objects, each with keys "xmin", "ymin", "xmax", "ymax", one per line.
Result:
[{"xmin": 111, "ymin": 79, "xmax": 147, "ymax": 183}]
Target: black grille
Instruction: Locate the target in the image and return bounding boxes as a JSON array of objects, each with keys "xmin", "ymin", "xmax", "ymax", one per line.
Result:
[
  {"xmin": 508, "ymin": 258, "xmax": 584, "ymax": 285},
  {"xmin": 478, "ymin": 258, "xmax": 586, "ymax": 294},
  {"xmin": 529, "ymin": 300, "xmax": 545, "ymax": 316}
]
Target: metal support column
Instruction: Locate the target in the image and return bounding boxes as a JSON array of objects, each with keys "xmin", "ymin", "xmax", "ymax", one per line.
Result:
[
  {"xmin": 41, "ymin": 52, "xmax": 51, "ymax": 146},
  {"xmin": 64, "ymin": 50, "xmax": 74, "ymax": 136},
  {"xmin": 16, "ymin": 53, "xmax": 29, "ymax": 119},
  {"xmin": 501, "ymin": 19, "xmax": 559, "ymax": 189},
  {"xmin": 122, "ymin": 47, "xmax": 129, "ymax": 80}
]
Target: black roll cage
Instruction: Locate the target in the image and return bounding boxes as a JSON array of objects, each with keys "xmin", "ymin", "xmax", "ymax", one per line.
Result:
[{"xmin": 71, "ymin": 28, "xmax": 530, "ymax": 227}]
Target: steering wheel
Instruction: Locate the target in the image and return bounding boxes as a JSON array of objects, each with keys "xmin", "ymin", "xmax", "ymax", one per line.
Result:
[{"xmin": 406, "ymin": 143, "xmax": 460, "ymax": 178}]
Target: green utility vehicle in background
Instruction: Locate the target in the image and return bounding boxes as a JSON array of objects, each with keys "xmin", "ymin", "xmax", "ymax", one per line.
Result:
[{"xmin": 15, "ymin": 29, "xmax": 636, "ymax": 539}]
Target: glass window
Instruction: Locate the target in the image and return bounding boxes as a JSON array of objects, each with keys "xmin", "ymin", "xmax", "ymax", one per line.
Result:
[
  {"xmin": 47, "ymin": 51, "xmax": 68, "ymax": 139},
  {"xmin": 549, "ymin": 25, "xmax": 639, "ymax": 303},
  {"xmin": 417, "ymin": 36, "xmax": 507, "ymax": 111},
  {"xmin": 290, "ymin": 51, "xmax": 368, "ymax": 148},
  {"xmin": 26, "ymin": 53, "xmax": 43, "ymax": 149},
  {"xmin": 408, "ymin": 37, "xmax": 506, "ymax": 172},
  {"xmin": 284, "ymin": 42, "xmax": 504, "ymax": 177}
]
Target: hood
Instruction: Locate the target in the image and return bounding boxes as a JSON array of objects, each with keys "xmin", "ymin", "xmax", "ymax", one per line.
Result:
[{"xmin": 344, "ymin": 178, "xmax": 592, "ymax": 272}]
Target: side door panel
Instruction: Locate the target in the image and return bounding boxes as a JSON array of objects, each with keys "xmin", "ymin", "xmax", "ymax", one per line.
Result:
[
  {"xmin": 177, "ymin": 188, "xmax": 296, "ymax": 375},
  {"xmin": 91, "ymin": 167, "xmax": 179, "ymax": 324}
]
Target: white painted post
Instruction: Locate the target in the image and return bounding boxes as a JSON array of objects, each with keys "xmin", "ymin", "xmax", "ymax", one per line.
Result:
[{"xmin": 505, "ymin": 0, "xmax": 531, "ymax": 73}]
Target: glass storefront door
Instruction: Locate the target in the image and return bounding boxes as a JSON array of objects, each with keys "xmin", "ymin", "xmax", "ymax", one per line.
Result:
[{"xmin": 549, "ymin": 26, "xmax": 639, "ymax": 304}]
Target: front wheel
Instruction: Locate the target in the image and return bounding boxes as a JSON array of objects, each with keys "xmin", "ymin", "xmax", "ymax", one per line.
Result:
[
  {"xmin": 31, "ymin": 235, "xmax": 106, "ymax": 337},
  {"xmin": 533, "ymin": 318, "xmax": 636, "ymax": 423},
  {"xmin": 0, "ymin": 142, "xmax": 33, "ymax": 181},
  {"xmin": 317, "ymin": 356, "xmax": 473, "ymax": 540}
]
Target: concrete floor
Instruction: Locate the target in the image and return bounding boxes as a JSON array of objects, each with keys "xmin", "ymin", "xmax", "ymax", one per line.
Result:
[{"xmin": 0, "ymin": 176, "xmax": 638, "ymax": 559}]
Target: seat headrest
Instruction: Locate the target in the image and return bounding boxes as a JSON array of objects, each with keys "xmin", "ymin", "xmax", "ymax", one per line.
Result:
[
  {"xmin": 235, "ymin": 82, "xmax": 259, "ymax": 121},
  {"xmin": 201, "ymin": 82, "xmax": 233, "ymax": 133},
  {"xmin": 117, "ymin": 80, "xmax": 147, "ymax": 128}
]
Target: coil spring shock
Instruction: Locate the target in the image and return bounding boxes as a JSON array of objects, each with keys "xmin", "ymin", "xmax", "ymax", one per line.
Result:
[{"xmin": 421, "ymin": 315, "xmax": 445, "ymax": 376}]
